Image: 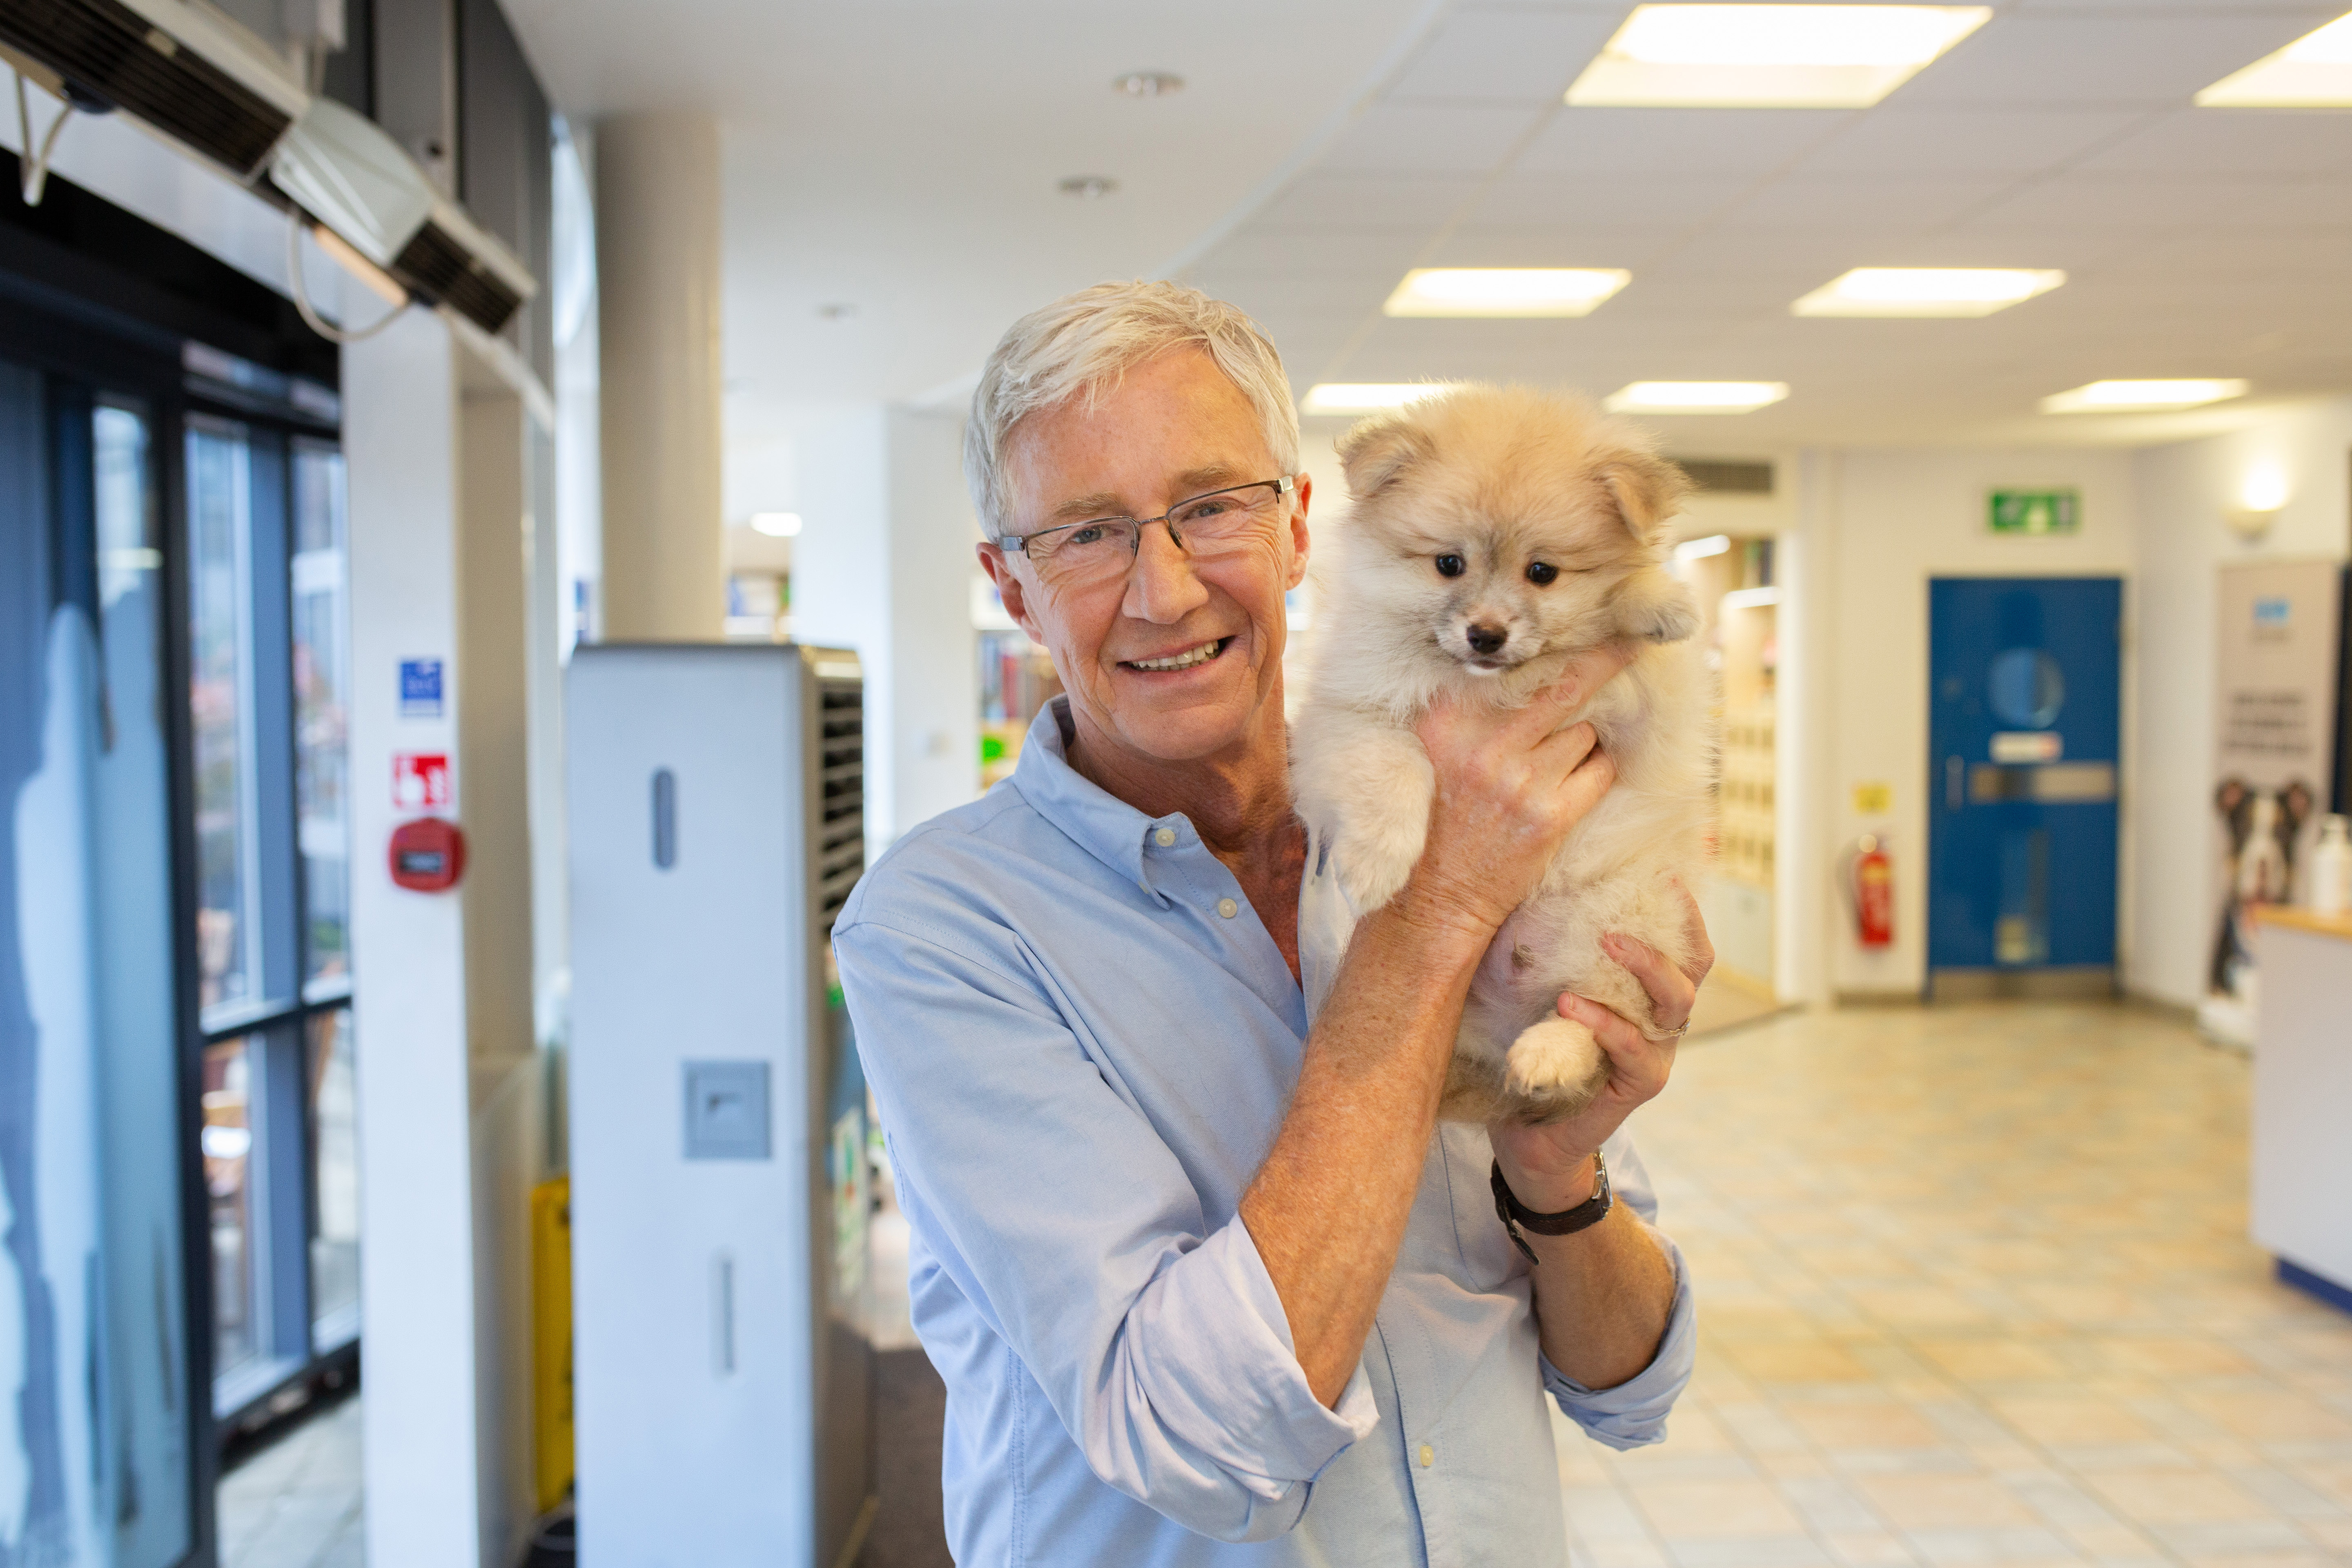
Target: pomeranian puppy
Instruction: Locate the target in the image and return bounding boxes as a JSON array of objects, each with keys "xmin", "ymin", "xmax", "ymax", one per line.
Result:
[{"xmin": 1291, "ymin": 385, "xmax": 1715, "ymax": 1123}]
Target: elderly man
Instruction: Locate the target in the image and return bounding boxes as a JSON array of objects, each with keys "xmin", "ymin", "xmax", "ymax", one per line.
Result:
[{"xmin": 833, "ymin": 281, "xmax": 1704, "ymax": 1564}]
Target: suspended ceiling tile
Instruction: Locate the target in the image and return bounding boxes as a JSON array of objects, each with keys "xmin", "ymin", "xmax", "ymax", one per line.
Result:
[
  {"xmin": 1795, "ymin": 107, "xmax": 2152, "ymax": 176},
  {"xmin": 1251, "ymin": 174, "xmax": 1482, "ymax": 231},
  {"xmin": 1517, "ymin": 108, "xmax": 1854, "ymax": 175},
  {"xmin": 1962, "ymin": 172, "xmax": 2265, "ymax": 232},
  {"xmin": 1716, "ymin": 176, "xmax": 2013, "ymax": 232},
  {"xmin": 1894, "ymin": 14, "xmax": 2340, "ymax": 107},
  {"xmin": 1467, "ymin": 171, "xmax": 1755, "ymax": 227},
  {"xmin": 1317, "ymin": 101, "xmax": 1551, "ymax": 174},
  {"xmin": 2227, "ymin": 180, "xmax": 2352, "ymax": 227},
  {"xmin": 1419, "ymin": 223, "xmax": 1690, "ymax": 267},
  {"xmin": 1383, "ymin": 7, "xmax": 1622, "ymax": 103},
  {"xmin": 2074, "ymin": 108, "xmax": 2352, "ymax": 175},
  {"xmin": 1191, "ymin": 229, "xmax": 1426, "ymax": 277}
]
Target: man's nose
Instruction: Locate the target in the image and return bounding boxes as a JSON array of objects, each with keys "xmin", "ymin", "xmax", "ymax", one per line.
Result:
[
  {"xmin": 1123, "ymin": 519, "xmax": 1211, "ymax": 624},
  {"xmin": 1466, "ymin": 622, "xmax": 1508, "ymax": 656}
]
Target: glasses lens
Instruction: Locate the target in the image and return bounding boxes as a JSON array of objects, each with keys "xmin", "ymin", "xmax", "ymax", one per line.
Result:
[
  {"xmin": 1169, "ymin": 484, "xmax": 1280, "ymax": 552},
  {"xmin": 1031, "ymin": 519, "xmax": 1137, "ymax": 584}
]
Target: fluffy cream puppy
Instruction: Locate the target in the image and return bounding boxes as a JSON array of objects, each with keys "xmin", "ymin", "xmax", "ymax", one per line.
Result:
[{"xmin": 1292, "ymin": 385, "xmax": 1715, "ymax": 1123}]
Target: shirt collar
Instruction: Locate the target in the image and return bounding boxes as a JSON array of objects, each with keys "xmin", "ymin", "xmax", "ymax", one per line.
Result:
[{"xmin": 1012, "ymin": 697, "xmax": 1187, "ymax": 899}]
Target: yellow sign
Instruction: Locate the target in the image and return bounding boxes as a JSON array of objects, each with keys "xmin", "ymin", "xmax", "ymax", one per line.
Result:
[
  {"xmin": 531, "ymin": 1177, "xmax": 574, "ymax": 1513},
  {"xmin": 1852, "ymin": 781, "xmax": 1893, "ymax": 816}
]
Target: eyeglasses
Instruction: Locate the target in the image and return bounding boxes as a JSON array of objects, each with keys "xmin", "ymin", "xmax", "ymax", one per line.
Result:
[{"xmin": 998, "ymin": 476, "xmax": 1294, "ymax": 588}]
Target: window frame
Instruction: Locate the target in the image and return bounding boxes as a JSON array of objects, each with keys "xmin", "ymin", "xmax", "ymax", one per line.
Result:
[{"xmin": 176, "ymin": 377, "xmax": 362, "ymax": 1424}]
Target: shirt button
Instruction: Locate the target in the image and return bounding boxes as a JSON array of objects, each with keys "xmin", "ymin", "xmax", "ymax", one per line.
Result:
[
  {"xmin": 1217, "ymin": 898, "xmax": 1238, "ymax": 919},
  {"xmin": 1419, "ymin": 1443, "xmax": 1434, "ymax": 1468},
  {"xmin": 1154, "ymin": 828, "xmax": 1176, "ymax": 847}
]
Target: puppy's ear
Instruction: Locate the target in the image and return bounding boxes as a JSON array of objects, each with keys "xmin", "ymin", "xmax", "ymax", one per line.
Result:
[
  {"xmin": 1597, "ymin": 450, "xmax": 1690, "ymax": 544},
  {"xmin": 1338, "ymin": 412, "xmax": 1433, "ymax": 500}
]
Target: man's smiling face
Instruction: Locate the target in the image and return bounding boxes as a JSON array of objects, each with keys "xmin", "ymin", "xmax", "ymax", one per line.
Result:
[{"xmin": 982, "ymin": 347, "xmax": 1310, "ymax": 770}]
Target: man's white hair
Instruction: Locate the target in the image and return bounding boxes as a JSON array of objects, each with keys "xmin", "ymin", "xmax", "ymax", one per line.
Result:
[{"xmin": 965, "ymin": 280, "xmax": 1300, "ymax": 541}]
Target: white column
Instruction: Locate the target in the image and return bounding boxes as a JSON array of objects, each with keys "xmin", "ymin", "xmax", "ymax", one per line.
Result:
[
  {"xmin": 594, "ymin": 114, "xmax": 725, "ymax": 641},
  {"xmin": 788, "ymin": 407, "xmax": 980, "ymax": 853},
  {"xmin": 345, "ymin": 308, "xmax": 484, "ymax": 1568},
  {"xmin": 346, "ymin": 313, "xmax": 550, "ymax": 1568}
]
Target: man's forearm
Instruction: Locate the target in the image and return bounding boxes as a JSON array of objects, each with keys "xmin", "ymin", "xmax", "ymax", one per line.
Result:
[
  {"xmin": 1239, "ymin": 892, "xmax": 1488, "ymax": 1406},
  {"xmin": 1521, "ymin": 1158, "xmax": 1677, "ymax": 1390}
]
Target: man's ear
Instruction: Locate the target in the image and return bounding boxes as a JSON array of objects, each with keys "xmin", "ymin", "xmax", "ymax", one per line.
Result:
[
  {"xmin": 1598, "ymin": 450, "xmax": 1691, "ymax": 545},
  {"xmin": 1337, "ymin": 414, "xmax": 1432, "ymax": 499},
  {"xmin": 1284, "ymin": 472, "xmax": 1312, "ymax": 591},
  {"xmin": 977, "ymin": 541, "xmax": 1047, "ymax": 645}
]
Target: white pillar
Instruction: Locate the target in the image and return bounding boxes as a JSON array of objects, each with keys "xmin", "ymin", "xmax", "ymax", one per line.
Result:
[
  {"xmin": 594, "ymin": 114, "xmax": 725, "ymax": 641},
  {"xmin": 346, "ymin": 312, "xmax": 549, "ymax": 1568},
  {"xmin": 789, "ymin": 407, "xmax": 979, "ymax": 853}
]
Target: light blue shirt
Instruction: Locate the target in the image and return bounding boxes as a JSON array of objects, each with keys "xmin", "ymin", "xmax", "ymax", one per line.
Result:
[{"xmin": 833, "ymin": 700, "xmax": 1695, "ymax": 1566}]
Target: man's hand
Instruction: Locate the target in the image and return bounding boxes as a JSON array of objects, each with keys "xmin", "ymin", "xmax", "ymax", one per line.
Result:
[
  {"xmin": 1490, "ymin": 883, "xmax": 1715, "ymax": 1212},
  {"xmin": 1396, "ymin": 642, "xmax": 1639, "ymax": 940}
]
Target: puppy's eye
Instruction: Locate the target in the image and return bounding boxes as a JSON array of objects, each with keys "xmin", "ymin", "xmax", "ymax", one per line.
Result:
[
  {"xmin": 1434, "ymin": 554, "xmax": 1465, "ymax": 578},
  {"xmin": 1526, "ymin": 561, "xmax": 1558, "ymax": 586}
]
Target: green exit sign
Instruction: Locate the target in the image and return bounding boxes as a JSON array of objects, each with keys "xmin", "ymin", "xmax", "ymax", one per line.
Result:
[{"xmin": 1989, "ymin": 489, "xmax": 2080, "ymax": 535}]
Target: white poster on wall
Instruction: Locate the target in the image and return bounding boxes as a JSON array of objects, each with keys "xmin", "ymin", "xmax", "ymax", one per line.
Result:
[{"xmin": 2202, "ymin": 559, "xmax": 2343, "ymax": 1045}]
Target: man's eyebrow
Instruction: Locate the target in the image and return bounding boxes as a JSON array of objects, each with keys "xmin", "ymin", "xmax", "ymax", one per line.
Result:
[
  {"xmin": 1042, "ymin": 464, "xmax": 1253, "ymax": 525},
  {"xmin": 1046, "ymin": 491, "xmax": 1128, "ymax": 523}
]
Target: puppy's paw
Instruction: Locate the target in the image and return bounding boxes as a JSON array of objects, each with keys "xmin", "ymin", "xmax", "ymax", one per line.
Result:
[
  {"xmin": 1624, "ymin": 580, "xmax": 1702, "ymax": 644},
  {"xmin": 1501, "ymin": 1016, "xmax": 1610, "ymax": 1123}
]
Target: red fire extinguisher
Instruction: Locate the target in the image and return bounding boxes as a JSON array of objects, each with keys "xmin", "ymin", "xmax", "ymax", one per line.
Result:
[{"xmin": 1852, "ymin": 834, "xmax": 1894, "ymax": 948}]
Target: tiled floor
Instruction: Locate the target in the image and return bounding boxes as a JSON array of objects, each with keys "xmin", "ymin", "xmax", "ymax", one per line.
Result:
[
  {"xmin": 218, "ymin": 1391, "xmax": 365, "ymax": 1568},
  {"xmin": 1557, "ymin": 1001, "xmax": 2352, "ymax": 1568}
]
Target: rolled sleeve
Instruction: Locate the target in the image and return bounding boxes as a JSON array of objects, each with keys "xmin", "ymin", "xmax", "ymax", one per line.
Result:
[
  {"xmin": 1134, "ymin": 1214, "xmax": 1380, "ymax": 1496},
  {"xmin": 838, "ymin": 915, "xmax": 1377, "ymax": 1541}
]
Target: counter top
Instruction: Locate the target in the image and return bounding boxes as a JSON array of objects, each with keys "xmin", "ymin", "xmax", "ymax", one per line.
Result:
[{"xmin": 2257, "ymin": 904, "xmax": 2352, "ymax": 942}]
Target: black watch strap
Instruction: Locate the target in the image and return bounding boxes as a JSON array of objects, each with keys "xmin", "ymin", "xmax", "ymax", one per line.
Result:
[{"xmin": 1491, "ymin": 1152, "xmax": 1612, "ymax": 1265}]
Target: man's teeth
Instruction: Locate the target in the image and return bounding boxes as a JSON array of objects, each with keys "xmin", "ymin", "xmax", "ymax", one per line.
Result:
[{"xmin": 1129, "ymin": 640, "xmax": 1222, "ymax": 671}]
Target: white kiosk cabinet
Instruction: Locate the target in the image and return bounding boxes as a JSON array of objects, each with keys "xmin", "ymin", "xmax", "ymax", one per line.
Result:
[{"xmin": 566, "ymin": 644, "xmax": 874, "ymax": 1566}]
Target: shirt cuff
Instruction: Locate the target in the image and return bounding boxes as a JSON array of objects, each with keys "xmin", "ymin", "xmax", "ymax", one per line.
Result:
[
  {"xmin": 1131, "ymin": 1214, "xmax": 1381, "ymax": 1498},
  {"xmin": 1539, "ymin": 1225, "xmax": 1696, "ymax": 1451}
]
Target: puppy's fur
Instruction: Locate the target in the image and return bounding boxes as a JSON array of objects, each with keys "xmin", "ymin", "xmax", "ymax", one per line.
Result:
[{"xmin": 1292, "ymin": 385, "xmax": 1715, "ymax": 1123}]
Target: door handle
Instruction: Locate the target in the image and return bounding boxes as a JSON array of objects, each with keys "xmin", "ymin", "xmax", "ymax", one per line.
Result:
[{"xmin": 1946, "ymin": 755, "xmax": 1963, "ymax": 810}]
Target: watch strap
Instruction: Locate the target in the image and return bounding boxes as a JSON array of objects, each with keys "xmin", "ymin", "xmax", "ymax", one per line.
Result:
[{"xmin": 1490, "ymin": 1152, "xmax": 1612, "ymax": 1266}]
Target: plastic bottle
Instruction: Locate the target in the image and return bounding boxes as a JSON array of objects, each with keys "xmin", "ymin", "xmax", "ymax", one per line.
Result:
[{"xmin": 2310, "ymin": 815, "xmax": 2352, "ymax": 918}]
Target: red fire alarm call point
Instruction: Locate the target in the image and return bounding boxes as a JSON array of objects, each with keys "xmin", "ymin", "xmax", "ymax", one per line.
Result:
[{"xmin": 389, "ymin": 817, "xmax": 466, "ymax": 892}]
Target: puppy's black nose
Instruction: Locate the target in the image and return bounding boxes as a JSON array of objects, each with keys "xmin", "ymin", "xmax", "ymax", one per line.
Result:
[{"xmin": 1466, "ymin": 623, "xmax": 1508, "ymax": 656}]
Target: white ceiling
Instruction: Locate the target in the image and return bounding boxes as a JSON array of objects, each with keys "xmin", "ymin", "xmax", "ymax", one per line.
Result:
[{"xmin": 501, "ymin": 0, "xmax": 2352, "ymax": 459}]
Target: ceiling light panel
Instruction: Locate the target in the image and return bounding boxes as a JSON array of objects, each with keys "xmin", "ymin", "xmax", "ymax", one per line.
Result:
[
  {"xmin": 1383, "ymin": 268, "xmax": 1633, "ymax": 318},
  {"xmin": 2196, "ymin": 11, "xmax": 2352, "ymax": 107},
  {"xmin": 1605, "ymin": 381, "xmax": 1790, "ymax": 413},
  {"xmin": 2039, "ymin": 379, "xmax": 2248, "ymax": 413},
  {"xmin": 1566, "ymin": 4, "xmax": 1992, "ymax": 109},
  {"xmin": 1792, "ymin": 267, "xmax": 2065, "ymax": 317},
  {"xmin": 1300, "ymin": 383, "xmax": 1465, "ymax": 414}
]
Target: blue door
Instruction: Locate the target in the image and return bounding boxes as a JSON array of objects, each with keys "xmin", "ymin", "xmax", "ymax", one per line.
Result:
[{"xmin": 1928, "ymin": 578, "xmax": 2123, "ymax": 975}]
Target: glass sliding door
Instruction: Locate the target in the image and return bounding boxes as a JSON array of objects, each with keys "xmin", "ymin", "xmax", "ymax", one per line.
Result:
[
  {"xmin": 181, "ymin": 399, "xmax": 360, "ymax": 1422},
  {"xmin": 1, "ymin": 360, "xmax": 198, "ymax": 1566}
]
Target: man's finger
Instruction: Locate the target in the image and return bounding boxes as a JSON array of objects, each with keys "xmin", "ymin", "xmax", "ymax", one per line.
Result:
[
  {"xmin": 1559, "ymin": 992, "xmax": 1670, "ymax": 1096},
  {"xmin": 1545, "ymin": 640, "xmax": 1637, "ymax": 712},
  {"xmin": 1532, "ymin": 720, "xmax": 1601, "ymax": 780},
  {"xmin": 1673, "ymin": 879, "xmax": 1717, "ymax": 987},
  {"xmin": 1550, "ymin": 744, "xmax": 1617, "ymax": 816},
  {"xmin": 1600, "ymin": 933, "xmax": 1697, "ymax": 1033}
]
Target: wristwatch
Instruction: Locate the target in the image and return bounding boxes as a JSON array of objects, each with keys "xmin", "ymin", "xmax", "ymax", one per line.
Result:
[{"xmin": 1490, "ymin": 1152, "xmax": 1612, "ymax": 1266}]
